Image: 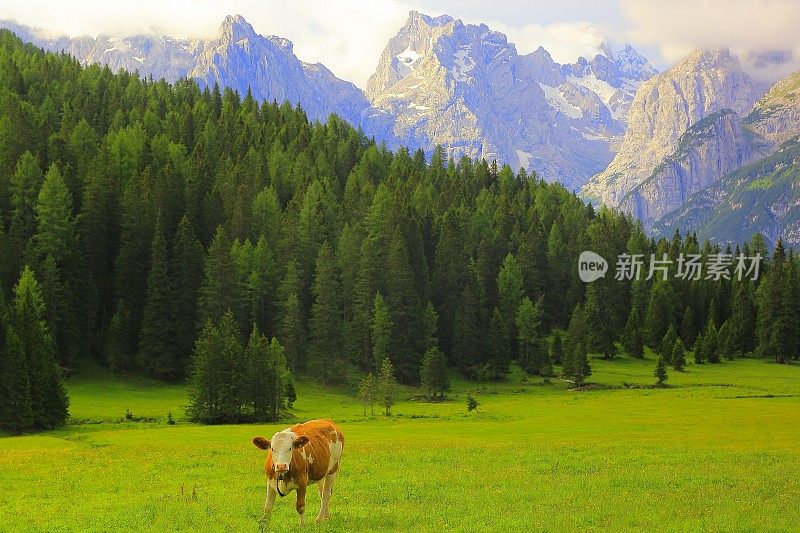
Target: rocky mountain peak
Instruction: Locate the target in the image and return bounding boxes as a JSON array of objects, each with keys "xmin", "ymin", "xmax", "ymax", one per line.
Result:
[
  {"xmin": 581, "ymin": 47, "xmax": 758, "ymax": 206},
  {"xmin": 217, "ymin": 14, "xmax": 258, "ymax": 44}
]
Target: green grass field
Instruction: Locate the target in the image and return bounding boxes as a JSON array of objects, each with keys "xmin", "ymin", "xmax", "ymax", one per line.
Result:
[{"xmin": 1, "ymin": 355, "xmax": 800, "ymax": 531}]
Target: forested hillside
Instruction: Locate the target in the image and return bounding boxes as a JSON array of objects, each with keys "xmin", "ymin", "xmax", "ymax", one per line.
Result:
[{"xmin": 0, "ymin": 30, "xmax": 798, "ymax": 430}]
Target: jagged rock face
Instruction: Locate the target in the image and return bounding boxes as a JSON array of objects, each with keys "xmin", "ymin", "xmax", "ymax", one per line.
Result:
[
  {"xmin": 745, "ymin": 70, "xmax": 800, "ymax": 144},
  {"xmin": 189, "ymin": 15, "xmax": 369, "ymax": 126},
  {"xmin": 0, "ymin": 16, "xmax": 369, "ymax": 125},
  {"xmin": 365, "ymin": 11, "xmax": 655, "ymax": 189},
  {"xmin": 641, "ymin": 70, "xmax": 800, "ymax": 245},
  {"xmin": 619, "ymin": 110, "xmax": 758, "ymax": 228},
  {"xmin": 581, "ymin": 48, "xmax": 759, "ymax": 206},
  {"xmin": 3, "ymin": 12, "xmax": 657, "ymax": 188},
  {"xmin": 655, "ymin": 137, "xmax": 800, "ymax": 246}
]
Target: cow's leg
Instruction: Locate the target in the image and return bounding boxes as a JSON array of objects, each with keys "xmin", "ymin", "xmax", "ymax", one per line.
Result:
[
  {"xmin": 317, "ymin": 480, "xmax": 324, "ymax": 500},
  {"xmin": 259, "ymin": 484, "xmax": 277, "ymax": 532},
  {"xmin": 316, "ymin": 470, "xmax": 337, "ymax": 522},
  {"xmin": 295, "ymin": 484, "xmax": 307, "ymax": 527}
]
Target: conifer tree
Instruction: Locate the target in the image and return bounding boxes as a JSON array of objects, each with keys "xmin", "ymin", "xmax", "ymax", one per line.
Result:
[
  {"xmin": 660, "ymin": 325, "xmax": 678, "ymax": 365},
  {"xmin": 246, "ymin": 326, "xmax": 288, "ymax": 422},
  {"xmin": 655, "ymin": 354, "xmax": 668, "ymax": 387},
  {"xmin": 563, "ymin": 303, "xmax": 585, "ymax": 376},
  {"xmin": 30, "ymin": 163, "xmax": 80, "ymax": 363},
  {"xmin": 172, "ymin": 215, "xmax": 205, "ymax": 368},
  {"xmin": 487, "ymin": 307, "xmax": 511, "ymax": 378},
  {"xmin": 138, "ymin": 216, "xmax": 179, "ymax": 379},
  {"xmin": 622, "ymin": 306, "xmax": 645, "ymax": 358},
  {"xmin": 277, "ymin": 260, "xmax": 305, "ymax": 371},
  {"xmin": 680, "ymin": 306, "xmax": 696, "ymax": 347},
  {"xmin": 358, "ymin": 373, "xmax": 376, "ymax": 417},
  {"xmin": 309, "ymin": 241, "xmax": 343, "ymax": 383},
  {"xmin": 645, "ymin": 280, "xmax": 678, "ymax": 346},
  {"xmin": 104, "ymin": 301, "xmax": 131, "ymax": 371},
  {"xmin": 497, "ymin": 252, "xmax": 525, "ymax": 353},
  {"xmin": 672, "ymin": 338, "xmax": 686, "ymax": 371},
  {"xmin": 371, "ymin": 292, "xmax": 392, "ymax": 372},
  {"xmin": 705, "ymin": 315, "xmax": 720, "ymax": 364},
  {"xmin": 694, "ymin": 332, "xmax": 706, "ymax": 364},
  {"xmin": 12, "ymin": 266, "xmax": 69, "ymax": 428},
  {"xmin": 550, "ymin": 333, "xmax": 564, "ymax": 366},
  {"xmin": 377, "ymin": 357, "xmax": 397, "ymax": 415},
  {"xmin": 571, "ymin": 341, "xmax": 591, "ymax": 388},
  {"xmin": 516, "ymin": 296, "xmax": 545, "ymax": 375},
  {"xmin": 420, "ymin": 301, "xmax": 439, "ymax": 354},
  {"xmin": 713, "ymin": 320, "xmax": 728, "ymax": 361},
  {"xmin": 583, "ymin": 281, "xmax": 616, "ymax": 358},
  {"xmin": 197, "ymin": 226, "xmax": 238, "ymax": 327},
  {"xmin": 420, "ymin": 347, "xmax": 449, "ymax": 399},
  {"xmin": 187, "ymin": 310, "xmax": 246, "ymax": 423},
  {"xmin": 0, "ymin": 323, "xmax": 34, "ymax": 432},
  {"xmin": 452, "ymin": 259, "xmax": 485, "ymax": 375}
]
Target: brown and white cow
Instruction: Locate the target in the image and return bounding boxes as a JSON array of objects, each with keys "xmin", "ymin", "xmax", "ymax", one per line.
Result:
[{"xmin": 252, "ymin": 419, "xmax": 344, "ymax": 527}]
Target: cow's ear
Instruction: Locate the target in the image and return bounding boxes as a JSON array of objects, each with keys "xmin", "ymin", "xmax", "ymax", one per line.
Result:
[
  {"xmin": 253, "ymin": 437, "xmax": 270, "ymax": 450},
  {"xmin": 293, "ymin": 435, "xmax": 310, "ymax": 449}
]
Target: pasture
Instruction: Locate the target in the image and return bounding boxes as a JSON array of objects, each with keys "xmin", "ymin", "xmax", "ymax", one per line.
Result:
[{"xmin": 1, "ymin": 356, "xmax": 799, "ymax": 531}]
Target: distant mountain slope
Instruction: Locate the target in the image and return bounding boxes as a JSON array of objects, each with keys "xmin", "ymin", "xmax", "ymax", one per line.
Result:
[
  {"xmin": 0, "ymin": 16, "xmax": 369, "ymax": 125},
  {"xmin": 651, "ymin": 70, "xmax": 800, "ymax": 245},
  {"xmin": 365, "ymin": 11, "xmax": 656, "ymax": 189},
  {"xmin": 581, "ymin": 49, "xmax": 760, "ymax": 206},
  {"xmin": 655, "ymin": 136, "xmax": 800, "ymax": 246}
]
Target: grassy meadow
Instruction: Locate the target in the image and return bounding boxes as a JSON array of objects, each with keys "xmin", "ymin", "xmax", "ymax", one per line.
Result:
[{"xmin": 1, "ymin": 355, "xmax": 800, "ymax": 531}]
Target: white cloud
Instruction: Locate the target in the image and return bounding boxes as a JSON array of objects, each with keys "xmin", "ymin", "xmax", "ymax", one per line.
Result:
[
  {"xmin": 486, "ymin": 21, "xmax": 608, "ymax": 64},
  {"xmin": 2, "ymin": 0, "xmax": 798, "ymax": 88},
  {"xmin": 0, "ymin": 0, "xmax": 417, "ymax": 87},
  {"xmin": 620, "ymin": 0, "xmax": 800, "ymax": 81}
]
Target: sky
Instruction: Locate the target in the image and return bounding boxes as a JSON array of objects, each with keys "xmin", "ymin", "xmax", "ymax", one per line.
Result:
[{"xmin": 1, "ymin": 0, "xmax": 798, "ymax": 87}]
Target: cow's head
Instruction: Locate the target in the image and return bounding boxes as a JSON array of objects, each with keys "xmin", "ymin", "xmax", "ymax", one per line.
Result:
[{"xmin": 252, "ymin": 431, "xmax": 310, "ymax": 477}]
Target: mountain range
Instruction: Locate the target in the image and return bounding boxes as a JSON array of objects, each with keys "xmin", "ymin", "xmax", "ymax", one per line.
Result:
[{"xmin": 2, "ymin": 12, "xmax": 799, "ymax": 245}]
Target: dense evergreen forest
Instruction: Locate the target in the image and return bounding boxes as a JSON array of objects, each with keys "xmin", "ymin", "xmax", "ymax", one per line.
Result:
[{"xmin": 0, "ymin": 30, "xmax": 798, "ymax": 430}]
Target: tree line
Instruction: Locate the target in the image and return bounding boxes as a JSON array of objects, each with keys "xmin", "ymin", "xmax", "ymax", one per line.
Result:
[{"xmin": 0, "ymin": 31, "xmax": 798, "ymax": 429}]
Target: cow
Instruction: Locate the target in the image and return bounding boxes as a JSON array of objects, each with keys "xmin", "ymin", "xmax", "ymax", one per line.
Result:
[{"xmin": 252, "ymin": 419, "xmax": 344, "ymax": 528}]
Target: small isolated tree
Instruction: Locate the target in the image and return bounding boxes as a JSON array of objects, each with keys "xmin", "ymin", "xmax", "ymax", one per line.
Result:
[
  {"xmin": 672, "ymin": 338, "xmax": 686, "ymax": 371},
  {"xmin": 572, "ymin": 342, "xmax": 591, "ymax": 388},
  {"xmin": 358, "ymin": 373, "xmax": 376, "ymax": 417},
  {"xmin": 717, "ymin": 320, "xmax": 734, "ymax": 361},
  {"xmin": 694, "ymin": 332, "xmax": 706, "ymax": 364},
  {"xmin": 466, "ymin": 394, "xmax": 479, "ymax": 412},
  {"xmin": 660, "ymin": 324, "xmax": 677, "ymax": 365},
  {"xmin": 420, "ymin": 347, "xmax": 449, "ymax": 400},
  {"xmin": 705, "ymin": 319, "xmax": 720, "ymax": 364},
  {"xmin": 655, "ymin": 354, "xmax": 669, "ymax": 387},
  {"xmin": 377, "ymin": 357, "xmax": 397, "ymax": 416}
]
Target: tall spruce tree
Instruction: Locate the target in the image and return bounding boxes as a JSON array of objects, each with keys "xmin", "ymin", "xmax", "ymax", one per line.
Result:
[
  {"xmin": 172, "ymin": 215, "xmax": 205, "ymax": 369},
  {"xmin": 12, "ymin": 266, "xmax": 69, "ymax": 428},
  {"xmin": 138, "ymin": 216, "xmax": 179, "ymax": 379},
  {"xmin": 197, "ymin": 225, "xmax": 238, "ymax": 327},
  {"xmin": 30, "ymin": 163, "xmax": 81, "ymax": 364},
  {"xmin": 309, "ymin": 241, "xmax": 344, "ymax": 383},
  {"xmin": 0, "ymin": 322, "xmax": 34, "ymax": 432}
]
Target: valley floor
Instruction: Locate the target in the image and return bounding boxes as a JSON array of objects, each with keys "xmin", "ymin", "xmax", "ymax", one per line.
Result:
[{"xmin": 1, "ymin": 356, "xmax": 799, "ymax": 531}]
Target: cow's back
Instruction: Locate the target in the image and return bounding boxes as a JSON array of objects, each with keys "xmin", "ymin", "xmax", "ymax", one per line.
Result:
[{"xmin": 290, "ymin": 419, "xmax": 344, "ymax": 482}]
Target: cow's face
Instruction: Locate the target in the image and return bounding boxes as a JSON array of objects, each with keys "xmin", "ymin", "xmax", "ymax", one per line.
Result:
[{"xmin": 253, "ymin": 431, "xmax": 309, "ymax": 477}]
